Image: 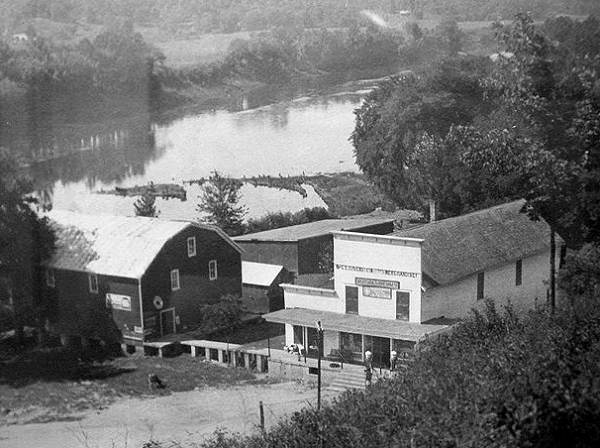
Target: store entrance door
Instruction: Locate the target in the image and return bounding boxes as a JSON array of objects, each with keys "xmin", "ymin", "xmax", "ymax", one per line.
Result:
[{"xmin": 364, "ymin": 335, "xmax": 390, "ymax": 369}]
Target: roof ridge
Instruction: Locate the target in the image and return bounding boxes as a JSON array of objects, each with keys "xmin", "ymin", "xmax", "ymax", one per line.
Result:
[{"xmin": 394, "ymin": 199, "xmax": 525, "ymax": 233}]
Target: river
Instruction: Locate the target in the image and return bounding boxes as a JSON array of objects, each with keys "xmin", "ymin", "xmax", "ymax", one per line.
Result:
[{"xmin": 5, "ymin": 80, "xmax": 380, "ymax": 221}]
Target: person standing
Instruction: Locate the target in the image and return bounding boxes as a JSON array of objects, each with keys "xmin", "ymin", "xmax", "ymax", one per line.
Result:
[
  {"xmin": 364, "ymin": 350, "xmax": 373, "ymax": 387},
  {"xmin": 390, "ymin": 350, "xmax": 399, "ymax": 379}
]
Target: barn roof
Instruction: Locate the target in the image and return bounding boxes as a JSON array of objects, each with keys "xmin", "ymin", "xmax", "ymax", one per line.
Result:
[
  {"xmin": 242, "ymin": 261, "xmax": 285, "ymax": 287},
  {"xmin": 234, "ymin": 217, "xmax": 393, "ymax": 242},
  {"xmin": 44, "ymin": 210, "xmax": 240, "ymax": 279},
  {"xmin": 392, "ymin": 200, "xmax": 556, "ymax": 285}
]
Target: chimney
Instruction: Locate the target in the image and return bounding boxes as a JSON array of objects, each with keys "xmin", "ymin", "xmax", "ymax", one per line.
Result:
[{"xmin": 428, "ymin": 199, "xmax": 437, "ymax": 222}]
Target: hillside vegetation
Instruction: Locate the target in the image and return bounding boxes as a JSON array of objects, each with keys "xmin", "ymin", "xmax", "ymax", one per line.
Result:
[{"xmin": 193, "ymin": 300, "xmax": 600, "ymax": 448}]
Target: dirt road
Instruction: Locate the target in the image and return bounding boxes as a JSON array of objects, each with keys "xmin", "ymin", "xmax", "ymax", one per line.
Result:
[{"xmin": 1, "ymin": 381, "xmax": 336, "ymax": 448}]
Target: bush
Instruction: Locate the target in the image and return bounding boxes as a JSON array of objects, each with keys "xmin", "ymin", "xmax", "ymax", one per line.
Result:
[
  {"xmin": 197, "ymin": 299, "xmax": 600, "ymax": 448},
  {"xmin": 199, "ymin": 295, "xmax": 243, "ymax": 333}
]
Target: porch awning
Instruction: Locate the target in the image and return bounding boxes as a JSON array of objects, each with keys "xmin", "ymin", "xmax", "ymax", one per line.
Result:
[{"xmin": 263, "ymin": 308, "xmax": 452, "ymax": 342}]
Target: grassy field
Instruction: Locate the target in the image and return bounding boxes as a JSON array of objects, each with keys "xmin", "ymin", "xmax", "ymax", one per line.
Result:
[
  {"xmin": 0, "ymin": 344, "xmax": 257, "ymax": 425},
  {"xmin": 150, "ymin": 31, "xmax": 253, "ymax": 68}
]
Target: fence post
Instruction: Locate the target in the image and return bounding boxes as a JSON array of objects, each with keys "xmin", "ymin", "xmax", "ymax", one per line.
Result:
[{"xmin": 259, "ymin": 400, "xmax": 265, "ymax": 433}]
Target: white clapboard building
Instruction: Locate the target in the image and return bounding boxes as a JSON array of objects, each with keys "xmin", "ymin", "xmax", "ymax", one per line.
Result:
[{"xmin": 264, "ymin": 200, "xmax": 560, "ymax": 368}]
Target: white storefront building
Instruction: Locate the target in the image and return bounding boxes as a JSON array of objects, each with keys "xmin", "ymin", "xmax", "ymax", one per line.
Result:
[{"xmin": 264, "ymin": 200, "xmax": 560, "ymax": 368}]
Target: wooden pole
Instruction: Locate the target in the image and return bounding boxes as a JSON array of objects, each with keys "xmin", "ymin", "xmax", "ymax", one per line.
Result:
[
  {"xmin": 317, "ymin": 327, "xmax": 323, "ymax": 411},
  {"xmin": 550, "ymin": 229, "xmax": 556, "ymax": 313},
  {"xmin": 259, "ymin": 400, "xmax": 265, "ymax": 432}
]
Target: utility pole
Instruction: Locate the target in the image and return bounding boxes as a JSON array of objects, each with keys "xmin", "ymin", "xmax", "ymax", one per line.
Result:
[
  {"xmin": 550, "ymin": 228, "xmax": 556, "ymax": 313},
  {"xmin": 316, "ymin": 320, "xmax": 323, "ymax": 411}
]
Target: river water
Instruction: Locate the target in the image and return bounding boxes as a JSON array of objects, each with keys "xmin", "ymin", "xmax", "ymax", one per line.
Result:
[{"xmin": 7, "ymin": 81, "xmax": 379, "ymax": 220}]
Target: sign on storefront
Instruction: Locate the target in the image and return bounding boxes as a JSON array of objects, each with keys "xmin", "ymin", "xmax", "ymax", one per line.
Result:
[
  {"xmin": 106, "ymin": 293, "xmax": 132, "ymax": 311},
  {"xmin": 362, "ymin": 286, "xmax": 392, "ymax": 299},
  {"xmin": 355, "ymin": 277, "xmax": 400, "ymax": 289}
]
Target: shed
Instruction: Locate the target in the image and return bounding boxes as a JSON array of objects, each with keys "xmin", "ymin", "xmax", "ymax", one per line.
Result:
[{"xmin": 241, "ymin": 261, "xmax": 292, "ymax": 313}]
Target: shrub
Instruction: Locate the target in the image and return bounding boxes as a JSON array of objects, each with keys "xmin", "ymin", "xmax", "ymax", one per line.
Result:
[
  {"xmin": 199, "ymin": 295, "xmax": 243, "ymax": 333},
  {"xmin": 195, "ymin": 299, "xmax": 600, "ymax": 448}
]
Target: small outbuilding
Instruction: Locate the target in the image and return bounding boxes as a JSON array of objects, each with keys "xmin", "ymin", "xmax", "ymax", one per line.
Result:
[{"xmin": 241, "ymin": 261, "xmax": 292, "ymax": 314}]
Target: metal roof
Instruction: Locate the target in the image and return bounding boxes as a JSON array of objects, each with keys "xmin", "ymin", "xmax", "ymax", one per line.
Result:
[
  {"xmin": 393, "ymin": 200, "xmax": 559, "ymax": 285},
  {"xmin": 44, "ymin": 210, "xmax": 239, "ymax": 279},
  {"xmin": 242, "ymin": 261, "xmax": 285, "ymax": 287},
  {"xmin": 263, "ymin": 307, "xmax": 451, "ymax": 341},
  {"xmin": 234, "ymin": 217, "xmax": 394, "ymax": 242}
]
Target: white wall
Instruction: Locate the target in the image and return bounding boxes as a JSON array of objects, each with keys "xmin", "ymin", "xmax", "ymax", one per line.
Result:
[
  {"xmin": 421, "ymin": 250, "xmax": 556, "ymax": 321},
  {"xmin": 284, "ymin": 287, "xmax": 343, "ymax": 313},
  {"xmin": 333, "ymin": 232, "xmax": 423, "ymax": 323}
]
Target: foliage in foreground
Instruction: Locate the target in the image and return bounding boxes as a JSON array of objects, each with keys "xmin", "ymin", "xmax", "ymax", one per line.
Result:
[{"xmin": 199, "ymin": 300, "xmax": 600, "ymax": 448}]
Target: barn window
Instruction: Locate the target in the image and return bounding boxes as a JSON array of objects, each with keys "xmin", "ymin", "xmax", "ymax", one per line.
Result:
[
  {"xmin": 46, "ymin": 269, "xmax": 55, "ymax": 288},
  {"xmin": 89, "ymin": 274, "xmax": 98, "ymax": 293},
  {"xmin": 187, "ymin": 237, "xmax": 196, "ymax": 257},
  {"xmin": 476, "ymin": 272, "xmax": 485, "ymax": 300},
  {"xmin": 170, "ymin": 269, "xmax": 180, "ymax": 291},
  {"xmin": 208, "ymin": 260, "xmax": 218, "ymax": 280},
  {"xmin": 515, "ymin": 259, "xmax": 522, "ymax": 286}
]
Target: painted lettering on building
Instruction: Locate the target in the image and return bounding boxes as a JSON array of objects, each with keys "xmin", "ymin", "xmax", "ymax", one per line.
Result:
[
  {"xmin": 356, "ymin": 277, "xmax": 400, "ymax": 289},
  {"xmin": 362, "ymin": 286, "xmax": 392, "ymax": 299},
  {"xmin": 335, "ymin": 264, "xmax": 420, "ymax": 279}
]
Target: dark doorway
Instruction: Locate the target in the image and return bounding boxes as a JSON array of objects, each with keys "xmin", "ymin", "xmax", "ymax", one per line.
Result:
[
  {"xmin": 340, "ymin": 332, "xmax": 363, "ymax": 363},
  {"xmin": 345, "ymin": 286, "xmax": 359, "ymax": 314},
  {"xmin": 160, "ymin": 308, "xmax": 175, "ymax": 336},
  {"xmin": 364, "ymin": 335, "xmax": 390, "ymax": 368}
]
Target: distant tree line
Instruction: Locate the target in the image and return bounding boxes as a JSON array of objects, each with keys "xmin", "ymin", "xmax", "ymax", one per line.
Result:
[
  {"xmin": 2, "ymin": 1, "xmax": 600, "ymax": 35},
  {"xmin": 164, "ymin": 20, "xmax": 468, "ymax": 88},
  {"xmin": 0, "ymin": 21, "xmax": 164, "ymax": 100}
]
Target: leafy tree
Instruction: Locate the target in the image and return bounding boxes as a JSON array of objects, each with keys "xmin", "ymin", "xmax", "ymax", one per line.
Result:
[
  {"xmin": 559, "ymin": 244, "xmax": 600, "ymax": 305},
  {"xmin": 245, "ymin": 207, "xmax": 332, "ymax": 234},
  {"xmin": 0, "ymin": 148, "xmax": 55, "ymax": 342},
  {"xmin": 352, "ymin": 55, "xmax": 492, "ymax": 215},
  {"xmin": 197, "ymin": 171, "xmax": 247, "ymax": 236},
  {"xmin": 133, "ymin": 182, "xmax": 158, "ymax": 217}
]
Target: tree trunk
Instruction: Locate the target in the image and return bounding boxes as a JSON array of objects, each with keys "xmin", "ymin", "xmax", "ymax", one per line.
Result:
[{"xmin": 550, "ymin": 228, "xmax": 556, "ymax": 313}]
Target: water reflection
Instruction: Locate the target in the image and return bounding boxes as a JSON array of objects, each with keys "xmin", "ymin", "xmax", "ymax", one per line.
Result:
[{"xmin": 1, "ymin": 81, "xmax": 376, "ymax": 220}]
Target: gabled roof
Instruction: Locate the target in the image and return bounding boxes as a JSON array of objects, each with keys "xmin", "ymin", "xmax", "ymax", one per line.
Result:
[
  {"xmin": 44, "ymin": 210, "xmax": 240, "ymax": 279},
  {"xmin": 242, "ymin": 261, "xmax": 285, "ymax": 287},
  {"xmin": 234, "ymin": 217, "xmax": 393, "ymax": 242},
  {"xmin": 393, "ymin": 200, "xmax": 556, "ymax": 285}
]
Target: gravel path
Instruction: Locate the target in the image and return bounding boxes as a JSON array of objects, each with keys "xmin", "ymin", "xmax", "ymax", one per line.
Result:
[{"xmin": 0, "ymin": 382, "xmax": 337, "ymax": 448}]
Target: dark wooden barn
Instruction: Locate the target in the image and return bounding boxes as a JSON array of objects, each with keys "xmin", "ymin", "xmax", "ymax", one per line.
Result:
[
  {"xmin": 233, "ymin": 217, "xmax": 395, "ymax": 277},
  {"xmin": 42, "ymin": 210, "xmax": 242, "ymax": 346}
]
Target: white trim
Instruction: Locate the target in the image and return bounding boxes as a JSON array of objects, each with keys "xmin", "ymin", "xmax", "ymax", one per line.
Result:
[
  {"xmin": 333, "ymin": 231, "xmax": 424, "ymax": 246},
  {"xmin": 88, "ymin": 273, "xmax": 98, "ymax": 293},
  {"xmin": 170, "ymin": 269, "xmax": 180, "ymax": 291},
  {"xmin": 187, "ymin": 236, "xmax": 197, "ymax": 257},
  {"xmin": 208, "ymin": 259, "xmax": 218, "ymax": 281}
]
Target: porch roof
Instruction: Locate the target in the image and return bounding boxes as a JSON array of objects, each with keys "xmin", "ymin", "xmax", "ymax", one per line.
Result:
[{"xmin": 263, "ymin": 308, "xmax": 452, "ymax": 342}]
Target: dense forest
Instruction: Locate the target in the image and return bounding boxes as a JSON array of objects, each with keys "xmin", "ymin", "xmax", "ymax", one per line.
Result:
[{"xmin": 1, "ymin": 0, "xmax": 599, "ymax": 34}]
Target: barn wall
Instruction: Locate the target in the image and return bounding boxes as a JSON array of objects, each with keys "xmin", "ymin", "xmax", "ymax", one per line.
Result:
[
  {"xmin": 298, "ymin": 234, "xmax": 330, "ymax": 275},
  {"xmin": 142, "ymin": 226, "xmax": 242, "ymax": 335},
  {"xmin": 47, "ymin": 269, "xmax": 140, "ymax": 343},
  {"xmin": 236, "ymin": 241, "xmax": 299, "ymax": 274}
]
